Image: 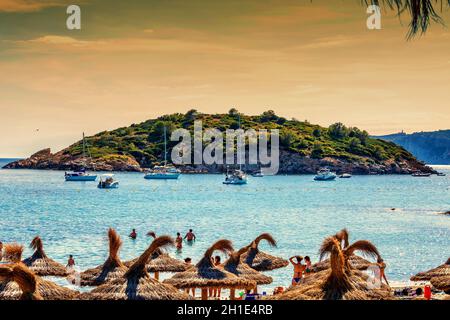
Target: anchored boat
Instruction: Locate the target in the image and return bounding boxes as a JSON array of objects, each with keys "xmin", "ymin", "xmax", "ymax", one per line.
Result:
[
  {"xmin": 223, "ymin": 169, "xmax": 248, "ymax": 185},
  {"xmin": 314, "ymin": 168, "xmax": 337, "ymax": 181},
  {"xmin": 65, "ymin": 133, "xmax": 97, "ymax": 182},
  {"xmin": 97, "ymin": 174, "xmax": 119, "ymax": 189},
  {"xmin": 144, "ymin": 126, "xmax": 181, "ymax": 180}
]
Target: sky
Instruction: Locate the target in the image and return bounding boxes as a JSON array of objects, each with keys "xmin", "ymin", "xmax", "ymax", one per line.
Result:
[{"xmin": 0, "ymin": 0, "xmax": 449, "ymax": 157}]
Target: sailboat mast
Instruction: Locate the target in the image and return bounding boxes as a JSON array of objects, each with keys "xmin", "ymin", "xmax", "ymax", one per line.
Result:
[
  {"xmin": 238, "ymin": 114, "xmax": 242, "ymax": 171},
  {"xmin": 164, "ymin": 126, "xmax": 167, "ymax": 166},
  {"xmin": 82, "ymin": 132, "xmax": 86, "ymax": 157}
]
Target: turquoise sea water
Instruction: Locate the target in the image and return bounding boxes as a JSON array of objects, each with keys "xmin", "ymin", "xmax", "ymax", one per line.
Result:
[{"xmin": 0, "ymin": 159, "xmax": 449, "ymax": 293}]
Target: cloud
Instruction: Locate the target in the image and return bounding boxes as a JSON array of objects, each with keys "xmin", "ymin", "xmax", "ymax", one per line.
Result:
[{"xmin": 0, "ymin": 0, "xmax": 62, "ymax": 12}]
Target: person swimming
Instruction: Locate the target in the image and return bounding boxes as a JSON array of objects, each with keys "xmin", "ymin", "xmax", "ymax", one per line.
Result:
[
  {"xmin": 184, "ymin": 229, "xmax": 196, "ymax": 242},
  {"xmin": 129, "ymin": 229, "xmax": 137, "ymax": 240},
  {"xmin": 289, "ymin": 256, "xmax": 306, "ymax": 286}
]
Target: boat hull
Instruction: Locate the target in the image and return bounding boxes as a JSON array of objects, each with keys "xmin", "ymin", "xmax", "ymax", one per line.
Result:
[
  {"xmin": 144, "ymin": 173, "xmax": 180, "ymax": 180},
  {"xmin": 314, "ymin": 175, "xmax": 336, "ymax": 181},
  {"xmin": 65, "ymin": 175, "xmax": 97, "ymax": 182},
  {"xmin": 223, "ymin": 180, "xmax": 247, "ymax": 185},
  {"xmin": 98, "ymin": 182, "xmax": 119, "ymax": 189}
]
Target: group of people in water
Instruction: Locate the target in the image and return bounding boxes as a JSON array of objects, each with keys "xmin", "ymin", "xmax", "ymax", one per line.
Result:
[{"xmin": 128, "ymin": 228, "xmax": 196, "ymax": 251}]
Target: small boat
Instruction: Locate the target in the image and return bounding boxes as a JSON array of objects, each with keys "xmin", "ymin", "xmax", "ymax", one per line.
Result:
[
  {"xmin": 223, "ymin": 169, "xmax": 248, "ymax": 185},
  {"xmin": 314, "ymin": 168, "xmax": 337, "ymax": 181},
  {"xmin": 144, "ymin": 126, "xmax": 181, "ymax": 180},
  {"xmin": 65, "ymin": 133, "xmax": 97, "ymax": 182},
  {"xmin": 65, "ymin": 169, "xmax": 97, "ymax": 182},
  {"xmin": 97, "ymin": 174, "xmax": 119, "ymax": 189},
  {"xmin": 339, "ymin": 173, "xmax": 352, "ymax": 179},
  {"xmin": 436, "ymin": 172, "xmax": 446, "ymax": 177},
  {"xmin": 144, "ymin": 166, "xmax": 181, "ymax": 180},
  {"xmin": 251, "ymin": 170, "xmax": 264, "ymax": 177},
  {"xmin": 412, "ymin": 172, "xmax": 432, "ymax": 177}
]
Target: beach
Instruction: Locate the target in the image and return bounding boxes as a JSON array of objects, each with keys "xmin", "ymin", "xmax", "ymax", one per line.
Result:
[{"xmin": 0, "ymin": 160, "xmax": 449, "ymax": 298}]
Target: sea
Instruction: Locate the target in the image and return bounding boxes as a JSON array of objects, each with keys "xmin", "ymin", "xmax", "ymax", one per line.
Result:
[{"xmin": 0, "ymin": 158, "xmax": 449, "ymax": 294}]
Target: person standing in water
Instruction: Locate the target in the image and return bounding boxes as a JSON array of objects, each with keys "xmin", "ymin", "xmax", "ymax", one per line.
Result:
[
  {"xmin": 184, "ymin": 229, "xmax": 196, "ymax": 242},
  {"xmin": 129, "ymin": 229, "xmax": 137, "ymax": 240},
  {"xmin": 304, "ymin": 256, "xmax": 312, "ymax": 276},
  {"xmin": 66, "ymin": 255, "xmax": 75, "ymax": 268},
  {"xmin": 377, "ymin": 258, "xmax": 390, "ymax": 286},
  {"xmin": 289, "ymin": 256, "xmax": 306, "ymax": 286},
  {"xmin": 176, "ymin": 232, "xmax": 183, "ymax": 251}
]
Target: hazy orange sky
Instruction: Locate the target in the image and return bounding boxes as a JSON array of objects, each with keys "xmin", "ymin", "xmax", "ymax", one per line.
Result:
[{"xmin": 0, "ymin": 0, "xmax": 449, "ymax": 157}]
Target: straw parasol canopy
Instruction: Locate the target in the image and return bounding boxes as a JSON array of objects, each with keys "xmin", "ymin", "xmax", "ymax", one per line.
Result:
[
  {"xmin": 410, "ymin": 257, "xmax": 450, "ymax": 281},
  {"xmin": 268, "ymin": 237, "xmax": 392, "ymax": 300},
  {"xmin": 123, "ymin": 231, "xmax": 187, "ymax": 278},
  {"xmin": 74, "ymin": 228, "xmax": 128, "ymax": 286},
  {"xmin": 163, "ymin": 240, "xmax": 257, "ymax": 299},
  {"xmin": 80, "ymin": 236, "xmax": 191, "ymax": 300},
  {"xmin": 0, "ymin": 245, "xmax": 78, "ymax": 300},
  {"xmin": 223, "ymin": 246, "xmax": 273, "ymax": 286},
  {"xmin": 240, "ymin": 233, "xmax": 288, "ymax": 272},
  {"xmin": 1, "ymin": 243, "xmax": 24, "ymax": 263},
  {"xmin": 430, "ymin": 276, "xmax": 450, "ymax": 294},
  {"xmin": 312, "ymin": 229, "xmax": 374, "ymax": 272},
  {"xmin": 22, "ymin": 236, "xmax": 68, "ymax": 277}
]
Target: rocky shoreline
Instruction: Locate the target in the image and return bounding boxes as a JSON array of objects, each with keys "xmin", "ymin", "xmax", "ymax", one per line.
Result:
[{"xmin": 3, "ymin": 148, "xmax": 435, "ymax": 175}]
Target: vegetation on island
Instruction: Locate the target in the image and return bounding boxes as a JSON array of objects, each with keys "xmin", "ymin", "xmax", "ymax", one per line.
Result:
[{"xmin": 64, "ymin": 109, "xmax": 417, "ymax": 168}]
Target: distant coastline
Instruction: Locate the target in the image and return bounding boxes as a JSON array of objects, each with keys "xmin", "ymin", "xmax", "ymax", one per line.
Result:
[{"xmin": 2, "ymin": 111, "xmax": 436, "ymax": 175}]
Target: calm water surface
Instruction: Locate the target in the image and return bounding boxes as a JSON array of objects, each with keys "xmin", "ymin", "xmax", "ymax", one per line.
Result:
[{"xmin": 0, "ymin": 159, "xmax": 449, "ymax": 293}]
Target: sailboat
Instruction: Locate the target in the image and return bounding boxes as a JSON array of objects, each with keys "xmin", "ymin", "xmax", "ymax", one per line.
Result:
[
  {"xmin": 65, "ymin": 133, "xmax": 97, "ymax": 182},
  {"xmin": 144, "ymin": 126, "xmax": 181, "ymax": 180},
  {"xmin": 223, "ymin": 114, "xmax": 248, "ymax": 185}
]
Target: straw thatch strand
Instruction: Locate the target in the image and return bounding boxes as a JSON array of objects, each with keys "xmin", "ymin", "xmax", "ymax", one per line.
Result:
[
  {"xmin": 81, "ymin": 235, "xmax": 191, "ymax": 300},
  {"xmin": 0, "ymin": 263, "xmax": 78, "ymax": 300},
  {"xmin": 22, "ymin": 236, "xmax": 68, "ymax": 277},
  {"xmin": 1, "ymin": 243, "xmax": 24, "ymax": 263},
  {"xmin": 223, "ymin": 246, "xmax": 273, "ymax": 285},
  {"xmin": 430, "ymin": 276, "xmax": 450, "ymax": 293},
  {"xmin": 163, "ymin": 239, "xmax": 257, "ymax": 290},
  {"xmin": 74, "ymin": 228, "xmax": 128, "ymax": 286},
  {"xmin": 410, "ymin": 257, "xmax": 450, "ymax": 281},
  {"xmin": 241, "ymin": 233, "xmax": 289, "ymax": 272},
  {"xmin": 268, "ymin": 237, "xmax": 392, "ymax": 300}
]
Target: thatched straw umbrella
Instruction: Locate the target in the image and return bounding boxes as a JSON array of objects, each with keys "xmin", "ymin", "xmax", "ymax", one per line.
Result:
[
  {"xmin": 22, "ymin": 236, "xmax": 68, "ymax": 277},
  {"xmin": 268, "ymin": 237, "xmax": 391, "ymax": 300},
  {"xmin": 430, "ymin": 276, "xmax": 450, "ymax": 294},
  {"xmin": 240, "ymin": 233, "xmax": 288, "ymax": 272},
  {"xmin": 74, "ymin": 228, "xmax": 128, "ymax": 286},
  {"xmin": 80, "ymin": 236, "xmax": 191, "ymax": 300},
  {"xmin": 312, "ymin": 229, "xmax": 374, "ymax": 272},
  {"xmin": 0, "ymin": 245, "xmax": 78, "ymax": 300},
  {"xmin": 124, "ymin": 231, "xmax": 186, "ymax": 280},
  {"xmin": 1, "ymin": 243, "xmax": 24, "ymax": 263},
  {"xmin": 164, "ymin": 240, "xmax": 257, "ymax": 300},
  {"xmin": 223, "ymin": 246, "xmax": 273, "ymax": 299},
  {"xmin": 410, "ymin": 257, "xmax": 450, "ymax": 281}
]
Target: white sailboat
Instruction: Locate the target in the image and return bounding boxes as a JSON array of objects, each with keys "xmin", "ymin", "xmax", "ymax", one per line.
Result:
[
  {"xmin": 223, "ymin": 114, "xmax": 248, "ymax": 185},
  {"xmin": 144, "ymin": 126, "xmax": 181, "ymax": 180},
  {"xmin": 65, "ymin": 133, "xmax": 97, "ymax": 182}
]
